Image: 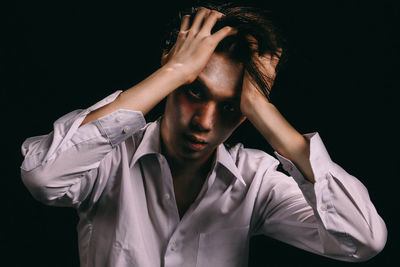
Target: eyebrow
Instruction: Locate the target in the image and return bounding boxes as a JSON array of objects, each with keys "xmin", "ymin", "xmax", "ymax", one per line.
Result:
[{"xmin": 194, "ymin": 78, "xmax": 241, "ymax": 102}]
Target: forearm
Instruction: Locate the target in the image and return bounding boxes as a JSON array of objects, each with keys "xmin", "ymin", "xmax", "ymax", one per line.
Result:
[
  {"xmin": 80, "ymin": 8, "xmax": 236, "ymax": 128},
  {"xmin": 21, "ymin": 92, "xmax": 146, "ymax": 206},
  {"xmin": 243, "ymin": 97, "xmax": 315, "ymax": 183},
  {"xmin": 80, "ymin": 65, "xmax": 186, "ymax": 127},
  {"xmin": 256, "ymin": 159, "xmax": 387, "ymax": 261}
]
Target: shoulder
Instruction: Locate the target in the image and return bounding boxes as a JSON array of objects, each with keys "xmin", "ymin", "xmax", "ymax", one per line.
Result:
[
  {"xmin": 224, "ymin": 143, "xmax": 281, "ymax": 181},
  {"xmin": 226, "ymin": 143, "xmax": 279, "ymax": 166}
]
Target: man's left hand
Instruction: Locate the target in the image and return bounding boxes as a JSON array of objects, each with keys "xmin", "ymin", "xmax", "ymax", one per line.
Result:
[
  {"xmin": 239, "ymin": 45, "xmax": 315, "ymax": 184},
  {"xmin": 240, "ymin": 50, "xmax": 280, "ymax": 116}
]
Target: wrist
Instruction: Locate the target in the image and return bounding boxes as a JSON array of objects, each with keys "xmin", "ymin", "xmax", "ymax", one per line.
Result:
[
  {"xmin": 161, "ymin": 62, "xmax": 195, "ymax": 86},
  {"xmin": 240, "ymin": 91, "xmax": 273, "ymax": 117}
]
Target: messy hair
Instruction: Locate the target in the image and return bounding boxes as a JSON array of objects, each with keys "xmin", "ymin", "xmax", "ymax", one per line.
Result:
[{"xmin": 160, "ymin": 1, "xmax": 287, "ymax": 101}]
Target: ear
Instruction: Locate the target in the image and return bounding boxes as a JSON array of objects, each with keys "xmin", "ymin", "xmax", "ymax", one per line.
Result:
[{"xmin": 161, "ymin": 50, "xmax": 169, "ymax": 66}]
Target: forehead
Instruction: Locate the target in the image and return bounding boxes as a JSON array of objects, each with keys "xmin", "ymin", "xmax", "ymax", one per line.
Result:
[{"xmin": 197, "ymin": 53, "xmax": 243, "ymax": 100}]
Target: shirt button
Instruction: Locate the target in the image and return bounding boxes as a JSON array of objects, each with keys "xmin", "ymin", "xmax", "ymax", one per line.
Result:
[
  {"xmin": 282, "ymin": 164, "xmax": 289, "ymax": 172},
  {"xmin": 164, "ymin": 193, "xmax": 170, "ymax": 200},
  {"xmin": 122, "ymin": 126, "xmax": 130, "ymax": 134},
  {"xmin": 115, "ymin": 115, "xmax": 123, "ymax": 122},
  {"xmin": 170, "ymin": 242, "xmax": 177, "ymax": 251},
  {"xmin": 320, "ymin": 204, "xmax": 328, "ymax": 212}
]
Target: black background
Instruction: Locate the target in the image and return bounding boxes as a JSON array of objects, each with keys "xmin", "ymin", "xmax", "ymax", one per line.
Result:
[{"xmin": 2, "ymin": 0, "xmax": 398, "ymax": 266}]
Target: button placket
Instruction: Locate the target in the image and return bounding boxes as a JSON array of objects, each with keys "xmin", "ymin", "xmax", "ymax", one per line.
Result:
[
  {"xmin": 320, "ymin": 204, "xmax": 328, "ymax": 212},
  {"xmin": 160, "ymin": 157, "xmax": 173, "ymax": 203},
  {"xmin": 170, "ymin": 241, "xmax": 177, "ymax": 251},
  {"xmin": 158, "ymin": 154, "xmax": 181, "ymax": 232}
]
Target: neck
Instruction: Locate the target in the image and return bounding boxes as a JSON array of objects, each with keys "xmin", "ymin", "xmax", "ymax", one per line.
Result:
[
  {"xmin": 162, "ymin": 141, "xmax": 216, "ymax": 179},
  {"xmin": 160, "ymin": 117, "xmax": 216, "ymax": 179}
]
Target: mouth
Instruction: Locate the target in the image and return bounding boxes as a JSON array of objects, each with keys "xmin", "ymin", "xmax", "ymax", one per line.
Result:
[{"xmin": 183, "ymin": 134, "xmax": 208, "ymax": 151}]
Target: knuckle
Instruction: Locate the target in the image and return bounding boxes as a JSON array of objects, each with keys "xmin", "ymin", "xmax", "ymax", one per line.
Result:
[
  {"xmin": 178, "ymin": 30, "xmax": 188, "ymax": 36},
  {"xmin": 203, "ymin": 36, "xmax": 215, "ymax": 45},
  {"xmin": 196, "ymin": 30, "xmax": 208, "ymax": 37},
  {"xmin": 202, "ymin": 8, "xmax": 211, "ymax": 15},
  {"xmin": 186, "ymin": 28, "xmax": 196, "ymax": 37},
  {"xmin": 199, "ymin": 7, "xmax": 210, "ymax": 12},
  {"xmin": 210, "ymin": 10, "xmax": 222, "ymax": 17}
]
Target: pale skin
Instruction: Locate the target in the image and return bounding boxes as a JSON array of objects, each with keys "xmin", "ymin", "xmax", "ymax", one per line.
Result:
[{"xmin": 80, "ymin": 8, "xmax": 315, "ymax": 218}]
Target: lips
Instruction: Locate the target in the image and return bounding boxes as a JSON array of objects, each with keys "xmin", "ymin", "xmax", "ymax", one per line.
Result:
[
  {"xmin": 185, "ymin": 134, "xmax": 208, "ymax": 144},
  {"xmin": 183, "ymin": 134, "xmax": 208, "ymax": 151}
]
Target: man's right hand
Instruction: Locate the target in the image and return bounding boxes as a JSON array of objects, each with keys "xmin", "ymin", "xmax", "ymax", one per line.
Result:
[
  {"xmin": 80, "ymin": 8, "xmax": 236, "ymax": 127},
  {"xmin": 161, "ymin": 8, "xmax": 237, "ymax": 85}
]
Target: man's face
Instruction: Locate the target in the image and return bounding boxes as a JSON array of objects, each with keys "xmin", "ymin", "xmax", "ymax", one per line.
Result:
[{"xmin": 161, "ymin": 53, "xmax": 246, "ymax": 162}]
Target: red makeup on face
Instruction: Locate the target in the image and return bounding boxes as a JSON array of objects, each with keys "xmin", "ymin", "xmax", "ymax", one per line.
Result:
[
  {"xmin": 175, "ymin": 92, "xmax": 211, "ymax": 153},
  {"xmin": 161, "ymin": 53, "xmax": 246, "ymax": 163}
]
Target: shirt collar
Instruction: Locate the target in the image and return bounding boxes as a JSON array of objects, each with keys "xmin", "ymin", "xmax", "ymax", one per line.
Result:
[
  {"xmin": 130, "ymin": 117, "xmax": 162, "ymax": 168},
  {"xmin": 215, "ymin": 144, "xmax": 247, "ymax": 186},
  {"xmin": 130, "ymin": 118, "xmax": 246, "ymax": 187}
]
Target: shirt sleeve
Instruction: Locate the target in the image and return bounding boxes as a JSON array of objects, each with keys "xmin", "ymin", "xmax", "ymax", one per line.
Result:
[
  {"xmin": 20, "ymin": 90, "xmax": 146, "ymax": 208},
  {"xmin": 251, "ymin": 132, "xmax": 387, "ymax": 262}
]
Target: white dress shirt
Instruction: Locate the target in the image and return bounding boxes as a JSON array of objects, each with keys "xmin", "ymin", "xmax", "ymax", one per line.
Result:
[{"xmin": 20, "ymin": 90, "xmax": 387, "ymax": 267}]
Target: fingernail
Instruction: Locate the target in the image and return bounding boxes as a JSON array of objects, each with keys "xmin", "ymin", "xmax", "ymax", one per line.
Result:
[{"xmin": 230, "ymin": 27, "xmax": 238, "ymax": 34}]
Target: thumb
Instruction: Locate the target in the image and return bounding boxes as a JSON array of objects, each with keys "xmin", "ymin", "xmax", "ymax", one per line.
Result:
[
  {"xmin": 161, "ymin": 51, "xmax": 169, "ymax": 66},
  {"xmin": 212, "ymin": 26, "xmax": 238, "ymax": 46}
]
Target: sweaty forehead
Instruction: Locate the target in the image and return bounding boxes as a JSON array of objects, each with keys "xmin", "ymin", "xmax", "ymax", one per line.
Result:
[{"xmin": 197, "ymin": 53, "xmax": 243, "ymax": 100}]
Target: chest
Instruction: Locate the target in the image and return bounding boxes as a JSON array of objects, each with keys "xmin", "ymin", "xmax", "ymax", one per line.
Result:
[
  {"xmin": 134, "ymin": 155, "xmax": 251, "ymax": 223},
  {"xmin": 173, "ymin": 175, "xmax": 206, "ymax": 219},
  {"xmin": 85, "ymin": 157, "xmax": 253, "ymax": 267}
]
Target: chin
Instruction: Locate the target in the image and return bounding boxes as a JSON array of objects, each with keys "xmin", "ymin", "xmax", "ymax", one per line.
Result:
[{"xmin": 178, "ymin": 146, "xmax": 214, "ymax": 161}]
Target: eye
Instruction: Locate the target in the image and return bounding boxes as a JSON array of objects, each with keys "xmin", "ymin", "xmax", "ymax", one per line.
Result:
[
  {"xmin": 222, "ymin": 103, "xmax": 237, "ymax": 113},
  {"xmin": 186, "ymin": 87, "xmax": 204, "ymax": 100}
]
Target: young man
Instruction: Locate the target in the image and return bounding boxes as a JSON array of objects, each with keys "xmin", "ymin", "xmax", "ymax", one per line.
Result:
[{"xmin": 20, "ymin": 3, "xmax": 386, "ymax": 267}]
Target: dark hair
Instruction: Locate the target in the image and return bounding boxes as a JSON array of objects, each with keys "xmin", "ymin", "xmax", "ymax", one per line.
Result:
[{"xmin": 160, "ymin": 1, "xmax": 287, "ymax": 100}]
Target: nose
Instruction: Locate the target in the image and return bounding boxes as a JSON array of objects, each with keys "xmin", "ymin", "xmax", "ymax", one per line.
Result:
[{"xmin": 191, "ymin": 102, "xmax": 217, "ymax": 132}]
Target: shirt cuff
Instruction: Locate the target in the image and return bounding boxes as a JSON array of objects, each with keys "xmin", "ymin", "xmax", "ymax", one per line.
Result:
[
  {"xmin": 80, "ymin": 90, "xmax": 146, "ymax": 148},
  {"xmin": 94, "ymin": 109, "xmax": 146, "ymax": 148},
  {"xmin": 274, "ymin": 132, "xmax": 332, "ymax": 206}
]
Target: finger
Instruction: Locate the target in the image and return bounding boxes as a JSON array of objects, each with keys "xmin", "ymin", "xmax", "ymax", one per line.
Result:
[
  {"xmin": 260, "ymin": 52, "xmax": 280, "ymax": 69},
  {"xmin": 243, "ymin": 34, "xmax": 259, "ymax": 55},
  {"xmin": 179, "ymin": 14, "xmax": 191, "ymax": 32},
  {"xmin": 175, "ymin": 14, "xmax": 191, "ymax": 46},
  {"xmin": 275, "ymin": 48, "xmax": 283, "ymax": 58},
  {"xmin": 161, "ymin": 51, "xmax": 169, "ymax": 65},
  {"xmin": 271, "ymin": 55, "xmax": 280, "ymax": 69},
  {"xmin": 210, "ymin": 26, "xmax": 237, "ymax": 45},
  {"xmin": 199, "ymin": 10, "xmax": 224, "ymax": 35},
  {"xmin": 189, "ymin": 8, "xmax": 211, "ymax": 34}
]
